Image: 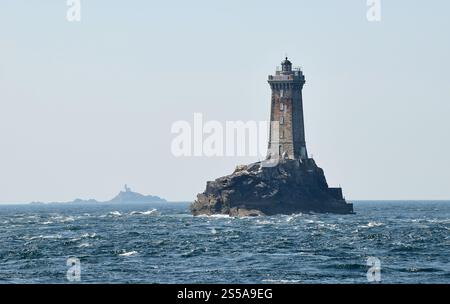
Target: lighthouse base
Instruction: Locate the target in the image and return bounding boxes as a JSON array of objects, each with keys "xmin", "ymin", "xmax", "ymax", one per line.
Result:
[{"xmin": 191, "ymin": 159, "xmax": 354, "ymax": 216}]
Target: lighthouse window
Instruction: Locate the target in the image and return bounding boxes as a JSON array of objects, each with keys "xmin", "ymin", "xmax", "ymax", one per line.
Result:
[
  {"xmin": 280, "ymin": 103, "xmax": 284, "ymax": 111},
  {"xmin": 280, "ymin": 116, "xmax": 284, "ymax": 125}
]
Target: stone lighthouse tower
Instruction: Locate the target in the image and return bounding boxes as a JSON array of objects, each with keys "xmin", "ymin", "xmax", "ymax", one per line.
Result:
[
  {"xmin": 268, "ymin": 57, "xmax": 308, "ymax": 160},
  {"xmin": 191, "ymin": 57, "xmax": 354, "ymax": 216}
]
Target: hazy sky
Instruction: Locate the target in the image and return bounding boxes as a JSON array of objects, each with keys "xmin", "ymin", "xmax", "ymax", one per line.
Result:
[{"xmin": 1, "ymin": 1, "xmax": 449, "ymax": 203}]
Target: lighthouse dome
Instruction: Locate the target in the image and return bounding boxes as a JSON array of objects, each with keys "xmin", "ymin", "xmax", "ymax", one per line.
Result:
[{"xmin": 281, "ymin": 57, "xmax": 292, "ymax": 72}]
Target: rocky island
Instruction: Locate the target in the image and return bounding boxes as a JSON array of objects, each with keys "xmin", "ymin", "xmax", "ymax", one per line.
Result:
[
  {"xmin": 191, "ymin": 159, "xmax": 353, "ymax": 216},
  {"xmin": 30, "ymin": 185, "xmax": 166, "ymax": 205},
  {"xmin": 191, "ymin": 58, "xmax": 354, "ymax": 216}
]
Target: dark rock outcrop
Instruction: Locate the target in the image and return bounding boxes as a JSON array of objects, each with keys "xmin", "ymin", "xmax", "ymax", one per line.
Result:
[{"xmin": 191, "ymin": 159, "xmax": 353, "ymax": 216}]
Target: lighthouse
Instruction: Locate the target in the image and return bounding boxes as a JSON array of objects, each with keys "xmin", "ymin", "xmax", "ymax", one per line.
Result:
[
  {"xmin": 268, "ymin": 57, "xmax": 308, "ymax": 160},
  {"xmin": 192, "ymin": 57, "xmax": 354, "ymax": 216}
]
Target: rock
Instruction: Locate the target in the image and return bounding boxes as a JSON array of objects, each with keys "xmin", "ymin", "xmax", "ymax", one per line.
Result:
[
  {"xmin": 30, "ymin": 185, "xmax": 167, "ymax": 205},
  {"xmin": 191, "ymin": 159, "xmax": 354, "ymax": 216}
]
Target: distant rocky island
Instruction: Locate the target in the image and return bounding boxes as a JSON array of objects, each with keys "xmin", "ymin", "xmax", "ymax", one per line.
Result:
[
  {"xmin": 191, "ymin": 58, "xmax": 354, "ymax": 216},
  {"xmin": 30, "ymin": 185, "xmax": 167, "ymax": 205}
]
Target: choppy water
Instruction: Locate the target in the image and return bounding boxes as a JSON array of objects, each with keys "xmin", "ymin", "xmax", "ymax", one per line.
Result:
[{"xmin": 0, "ymin": 201, "xmax": 449, "ymax": 283}]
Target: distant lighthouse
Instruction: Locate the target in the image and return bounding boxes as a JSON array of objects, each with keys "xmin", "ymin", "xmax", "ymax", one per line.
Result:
[{"xmin": 268, "ymin": 57, "xmax": 308, "ymax": 160}]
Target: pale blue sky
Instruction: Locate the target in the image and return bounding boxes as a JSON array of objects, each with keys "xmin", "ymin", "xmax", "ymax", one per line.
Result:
[{"xmin": 1, "ymin": 1, "xmax": 449, "ymax": 203}]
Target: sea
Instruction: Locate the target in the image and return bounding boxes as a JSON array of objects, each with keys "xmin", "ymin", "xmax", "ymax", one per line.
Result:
[{"xmin": 0, "ymin": 201, "xmax": 449, "ymax": 284}]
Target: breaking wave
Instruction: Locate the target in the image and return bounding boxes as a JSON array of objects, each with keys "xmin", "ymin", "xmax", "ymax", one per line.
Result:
[
  {"xmin": 129, "ymin": 209, "xmax": 159, "ymax": 216},
  {"xmin": 119, "ymin": 250, "xmax": 138, "ymax": 257}
]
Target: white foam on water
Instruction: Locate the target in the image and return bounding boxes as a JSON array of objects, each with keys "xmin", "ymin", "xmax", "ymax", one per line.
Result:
[
  {"xmin": 27, "ymin": 234, "xmax": 62, "ymax": 240},
  {"xmin": 285, "ymin": 216, "xmax": 293, "ymax": 222},
  {"xmin": 427, "ymin": 218, "xmax": 450, "ymax": 224},
  {"xmin": 61, "ymin": 216, "xmax": 75, "ymax": 222},
  {"xmin": 141, "ymin": 209, "xmax": 159, "ymax": 215},
  {"xmin": 81, "ymin": 233, "xmax": 97, "ymax": 238},
  {"xmin": 360, "ymin": 221, "xmax": 384, "ymax": 228},
  {"xmin": 108, "ymin": 211, "xmax": 122, "ymax": 217},
  {"xmin": 51, "ymin": 215, "xmax": 75, "ymax": 223},
  {"xmin": 119, "ymin": 251, "xmax": 138, "ymax": 257},
  {"xmin": 130, "ymin": 209, "xmax": 159, "ymax": 216},
  {"xmin": 198, "ymin": 214, "xmax": 230, "ymax": 219},
  {"xmin": 285, "ymin": 213, "xmax": 303, "ymax": 222},
  {"xmin": 210, "ymin": 214, "xmax": 230, "ymax": 218},
  {"xmin": 304, "ymin": 219, "xmax": 317, "ymax": 224},
  {"xmin": 327, "ymin": 224, "xmax": 339, "ymax": 230},
  {"xmin": 42, "ymin": 234, "xmax": 63, "ymax": 239},
  {"xmin": 262, "ymin": 279, "xmax": 302, "ymax": 284}
]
